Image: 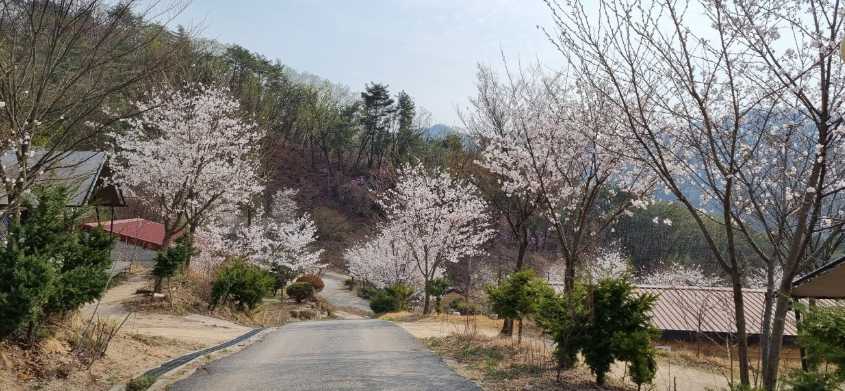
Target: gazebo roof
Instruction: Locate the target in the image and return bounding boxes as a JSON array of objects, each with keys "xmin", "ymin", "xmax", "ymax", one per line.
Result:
[{"xmin": 792, "ymin": 256, "xmax": 845, "ymax": 299}]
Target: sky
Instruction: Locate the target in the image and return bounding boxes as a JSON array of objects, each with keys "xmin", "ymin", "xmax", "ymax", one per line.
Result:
[{"xmin": 166, "ymin": 0, "xmax": 564, "ymax": 126}]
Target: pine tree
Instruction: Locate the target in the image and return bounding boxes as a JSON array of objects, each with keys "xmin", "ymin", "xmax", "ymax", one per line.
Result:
[
  {"xmin": 393, "ymin": 91, "xmax": 418, "ymax": 165},
  {"xmin": 356, "ymin": 83, "xmax": 395, "ymax": 170}
]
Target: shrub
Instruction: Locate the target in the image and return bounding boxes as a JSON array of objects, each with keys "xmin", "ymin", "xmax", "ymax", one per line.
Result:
[
  {"xmin": 0, "ymin": 186, "xmax": 114, "ymax": 341},
  {"xmin": 785, "ymin": 370, "xmax": 841, "ymax": 391},
  {"xmin": 286, "ymin": 282, "xmax": 315, "ymax": 303},
  {"xmin": 369, "ymin": 283, "xmax": 415, "ymax": 313},
  {"xmin": 448, "ymin": 297, "xmax": 482, "ymax": 315},
  {"xmin": 152, "ymin": 236, "xmax": 192, "ymax": 293},
  {"xmin": 486, "ymin": 270, "xmax": 554, "ymax": 338},
  {"xmin": 210, "ymin": 259, "xmax": 274, "ymax": 311},
  {"xmin": 426, "ymin": 277, "xmax": 450, "ymax": 313},
  {"xmin": 535, "ymin": 285, "xmax": 589, "ymax": 371},
  {"xmin": 369, "ymin": 290, "xmax": 397, "ymax": 313},
  {"xmin": 797, "ymin": 305, "xmax": 845, "ymax": 377},
  {"xmin": 582, "ymin": 278, "xmax": 657, "ymax": 386},
  {"xmin": 296, "ymin": 274, "xmax": 325, "ymax": 292},
  {"xmin": 359, "ymin": 284, "xmax": 381, "ymax": 299},
  {"xmin": 270, "ymin": 264, "xmax": 297, "ymax": 294}
]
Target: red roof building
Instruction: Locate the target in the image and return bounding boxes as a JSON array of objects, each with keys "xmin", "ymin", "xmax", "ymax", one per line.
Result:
[{"xmin": 83, "ymin": 218, "xmax": 173, "ymax": 250}]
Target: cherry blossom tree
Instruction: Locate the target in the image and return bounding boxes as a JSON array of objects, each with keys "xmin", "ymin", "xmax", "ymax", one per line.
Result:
[
  {"xmin": 638, "ymin": 262, "xmax": 723, "ymax": 288},
  {"xmin": 583, "ymin": 245, "xmax": 632, "ymax": 283},
  {"xmin": 112, "ymin": 85, "xmax": 264, "ymax": 266},
  {"xmin": 544, "ymin": 0, "xmax": 845, "ymax": 387},
  {"xmin": 345, "ymin": 225, "xmax": 421, "ymax": 289},
  {"xmin": 378, "ymin": 162, "xmax": 494, "ymax": 314},
  {"xmin": 200, "ymin": 188, "xmax": 323, "ymax": 273},
  {"xmin": 466, "ymin": 63, "xmax": 656, "ymax": 293}
]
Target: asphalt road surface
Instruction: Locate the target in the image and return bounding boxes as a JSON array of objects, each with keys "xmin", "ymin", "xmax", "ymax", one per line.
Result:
[{"xmin": 170, "ymin": 319, "xmax": 481, "ymax": 391}]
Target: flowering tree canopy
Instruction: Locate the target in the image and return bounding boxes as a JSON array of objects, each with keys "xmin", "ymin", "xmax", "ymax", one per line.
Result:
[
  {"xmin": 638, "ymin": 262, "xmax": 723, "ymax": 288},
  {"xmin": 466, "ymin": 64, "xmax": 656, "ymax": 291},
  {"xmin": 199, "ymin": 188, "xmax": 323, "ymax": 273},
  {"xmin": 112, "ymin": 85, "xmax": 264, "ymax": 246},
  {"xmin": 345, "ymin": 225, "xmax": 421, "ymax": 289},
  {"xmin": 377, "ymin": 162, "xmax": 494, "ymax": 314},
  {"xmin": 545, "ymin": 0, "xmax": 845, "ymax": 386}
]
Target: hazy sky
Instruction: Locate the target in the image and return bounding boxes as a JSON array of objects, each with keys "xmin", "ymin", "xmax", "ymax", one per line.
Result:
[{"xmin": 168, "ymin": 0, "xmax": 563, "ymax": 126}]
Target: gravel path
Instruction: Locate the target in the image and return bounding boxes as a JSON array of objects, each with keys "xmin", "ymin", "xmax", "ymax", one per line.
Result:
[{"xmin": 169, "ymin": 319, "xmax": 482, "ymax": 391}]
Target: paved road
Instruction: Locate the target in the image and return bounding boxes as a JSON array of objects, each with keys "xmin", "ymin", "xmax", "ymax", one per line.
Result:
[
  {"xmin": 320, "ymin": 271, "xmax": 373, "ymax": 317},
  {"xmin": 170, "ymin": 319, "xmax": 481, "ymax": 391}
]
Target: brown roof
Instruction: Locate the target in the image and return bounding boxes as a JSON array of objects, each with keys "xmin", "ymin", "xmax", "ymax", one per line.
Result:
[
  {"xmin": 636, "ymin": 285, "xmax": 801, "ymax": 336},
  {"xmin": 793, "ymin": 256, "xmax": 845, "ymax": 299},
  {"xmin": 83, "ymin": 218, "xmax": 174, "ymax": 250}
]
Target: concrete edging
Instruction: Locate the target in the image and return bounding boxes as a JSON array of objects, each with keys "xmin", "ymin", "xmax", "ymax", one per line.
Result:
[{"xmin": 110, "ymin": 327, "xmax": 274, "ymax": 391}]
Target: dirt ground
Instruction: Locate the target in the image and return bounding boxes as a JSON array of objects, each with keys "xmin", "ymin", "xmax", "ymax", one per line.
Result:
[
  {"xmin": 1, "ymin": 268, "xmax": 262, "ymax": 391},
  {"xmin": 388, "ymin": 313, "xmax": 736, "ymax": 391}
]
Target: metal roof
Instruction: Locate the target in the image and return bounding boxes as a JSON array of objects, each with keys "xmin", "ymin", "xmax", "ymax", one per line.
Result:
[
  {"xmin": 83, "ymin": 218, "xmax": 170, "ymax": 250},
  {"xmin": 0, "ymin": 150, "xmax": 124, "ymax": 207},
  {"xmin": 792, "ymin": 256, "xmax": 845, "ymax": 299},
  {"xmin": 637, "ymin": 285, "xmax": 802, "ymax": 336}
]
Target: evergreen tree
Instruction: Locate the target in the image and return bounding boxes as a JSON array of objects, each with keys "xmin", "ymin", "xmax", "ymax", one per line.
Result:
[
  {"xmin": 357, "ymin": 83, "xmax": 395, "ymax": 170},
  {"xmin": 394, "ymin": 91, "xmax": 419, "ymax": 164},
  {"xmin": 0, "ymin": 187, "xmax": 114, "ymax": 341}
]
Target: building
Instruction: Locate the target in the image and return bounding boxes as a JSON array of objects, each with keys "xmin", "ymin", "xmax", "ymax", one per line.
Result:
[
  {"xmin": 0, "ymin": 150, "xmax": 125, "ymax": 208},
  {"xmin": 638, "ymin": 285, "xmax": 799, "ymax": 343},
  {"xmin": 82, "ymin": 218, "xmax": 172, "ymax": 266}
]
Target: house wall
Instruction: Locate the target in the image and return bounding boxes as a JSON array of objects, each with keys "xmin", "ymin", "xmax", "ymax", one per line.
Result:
[{"xmin": 111, "ymin": 240, "xmax": 157, "ymax": 264}]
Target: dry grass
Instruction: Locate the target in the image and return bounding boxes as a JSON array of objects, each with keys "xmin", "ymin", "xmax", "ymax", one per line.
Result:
[
  {"xmin": 124, "ymin": 272, "xmax": 290, "ymax": 328},
  {"xmin": 425, "ymin": 333, "xmax": 631, "ymax": 391},
  {"xmin": 0, "ymin": 314, "xmax": 201, "ymax": 391}
]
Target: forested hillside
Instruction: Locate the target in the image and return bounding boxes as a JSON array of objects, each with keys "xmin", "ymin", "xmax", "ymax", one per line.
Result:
[{"xmin": 0, "ymin": 2, "xmax": 789, "ymax": 283}]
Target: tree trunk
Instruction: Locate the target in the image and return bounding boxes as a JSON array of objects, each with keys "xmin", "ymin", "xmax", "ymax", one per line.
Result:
[
  {"xmin": 759, "ymin": 261, "xmax": 776, "ymax": 385},
  {"xmin": 183, "ymin": 224, "xmax": 196, "ymax": 271},
  {"xmin": 730, "ymin": 275, "xmax": 751, "ymax": 387},
  {"xmin": 154, "ymin": 276, "xmax": 163, "ymax": 294},
  {"xmin": 501, "ymin": 318, "xmax": 514, "ymax": 336},
  {"xmin": 501, "ymin": 227, "xmax": 530, "ymax": 337},
  {"xmin": 423, "ymin": 280, "xmax": 432, "ymax": 315},
  {"xmin": 762, "ymin": 288, "xmax": 794, "ymax": 390}
]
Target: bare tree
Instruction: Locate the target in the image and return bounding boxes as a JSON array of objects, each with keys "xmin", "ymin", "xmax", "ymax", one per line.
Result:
[{"xmin": 0, "ymin": 0, "xmax": 182, "ymax": 221}]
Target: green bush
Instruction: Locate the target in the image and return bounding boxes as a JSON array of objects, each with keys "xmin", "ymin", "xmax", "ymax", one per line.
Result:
[
  {"xmin": 0, "ymin": 187, "xmax": 114, "ymax": 340},
  {"xmin": 296, "ymin": 274, "xmax": 325, "ymax": 292},
  {"xmin": 369, "ymin": 283, "xmax": 415, "ymax": 313},
  {"xmin": 286, "ymin": 282, "xmax": 315, "ymax": 303},
  {"xmin": 784, "ymin": 370, "xmax": 841, "ymax": 391},
  {"xmin": 271, "ymin": 264, "xmax": 297, "ymax": 294},
  {"xmin": 797, "ymin": 305, "xmax": 845, "ymax": 377},
  {"xmin": 535, "ymin": 285, "xmax": 589, "ymax": 371},
  {"xmin": 426, "ymin": 277, "xmax": 450, "ymax": 313},
  {"xmin": 486, "ymin": 270, "xmax": 553, "ymax": 336},
  {"xmin": 535, "ymin": 278, "xmax": 658, "ymax": 387},
  {"xmin": 359, "ymin": 284, "xmax": 381, "ymax": 299},
  {"xmin": 448, "ymin": 297, "xmax": 482, "ymax": 315},
  {"xmin": 210, "ymin": 259, "xmax": 274, "ymax": 311},
  {"xmin": 582, "ymin": 278, "xmax": 658, "ymax": 386},
  {"xmin": 152, "ymin": 236, "xmax": 192, "ymax": 293}
]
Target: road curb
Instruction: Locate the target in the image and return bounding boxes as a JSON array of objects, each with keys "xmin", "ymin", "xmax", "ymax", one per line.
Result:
[{"xmin": 111, "ymin": 327, "xmax": 273, "ymax": 391}]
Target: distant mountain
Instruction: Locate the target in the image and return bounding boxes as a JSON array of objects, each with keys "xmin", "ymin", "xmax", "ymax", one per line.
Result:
[
  {"xmin": 422, "ymin": 124, "xmax": 478, "ymax": 150},
  {"xmin": 422, "ymin": 124, "xmax": 458, "ymax": 139}
]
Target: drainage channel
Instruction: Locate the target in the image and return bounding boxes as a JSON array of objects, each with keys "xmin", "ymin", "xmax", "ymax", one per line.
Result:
[{"xmin": 142, "ymin": 327, "xmax": 266, "ymax": 379}]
